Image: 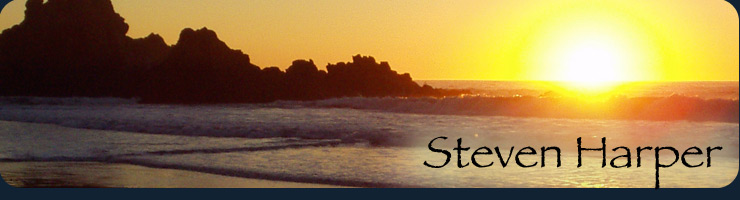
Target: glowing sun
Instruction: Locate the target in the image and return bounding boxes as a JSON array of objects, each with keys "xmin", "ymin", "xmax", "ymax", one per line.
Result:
[
  {"xmin": 550, "ymin": 36, "xmax": 633, "ymax": 93},
  {"xmin": 559, "ymin": 41, "xmax": 624, "ymax": 83}
]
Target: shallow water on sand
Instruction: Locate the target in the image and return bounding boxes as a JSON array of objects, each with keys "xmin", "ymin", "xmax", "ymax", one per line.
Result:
[
  {"xmin": 0, "ymin": 119, "xmax": 736, "ymax": 188},
  {"xmin": 0, "ymin": 161, "xmax": 345, "ymax": 188},
  {"xmin": 0, "ymin": 81, "xmax": 737, "ymax": 187}
]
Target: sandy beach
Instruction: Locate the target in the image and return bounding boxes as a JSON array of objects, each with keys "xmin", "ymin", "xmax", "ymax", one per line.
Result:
[{"xmin": 0, "ymin": 161, "xmax": 348, "ymax": 188}]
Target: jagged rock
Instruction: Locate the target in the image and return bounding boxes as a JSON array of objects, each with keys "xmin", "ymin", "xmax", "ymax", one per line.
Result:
[
  {"xmin": 0, "ymin": 0, "xmax": 467, "ymax": 103},
  {"xmin": 143, "ymin": 28, "xmax": 264, "ymax": 103},
  {"xmin": 326, "ymin": 55, "xmax": 423, "ymax": 97},
  {"xmin": 1, "ymin": 0, "xmax": 129, "ymax": 69},
  {"xmin": 285, "ymin": 59, "xmax": 327, "ymax": 100},
  {"xmin": 124, "ymin": 33, "xmax": 170, "ymax": 70},
  {"xmin": 0, "ymin": 0, "xmax": 170, "ymax": 97}
]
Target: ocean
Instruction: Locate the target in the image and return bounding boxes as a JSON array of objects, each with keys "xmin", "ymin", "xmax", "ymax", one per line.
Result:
[{"xmin": 0, "ymin": 81, "xmax": 738, "ymax": 188}]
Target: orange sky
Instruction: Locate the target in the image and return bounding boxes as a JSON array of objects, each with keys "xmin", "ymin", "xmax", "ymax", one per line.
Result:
[{"xmin": 1, "ymin": 0, "xmax": 738, "ymax": 81}]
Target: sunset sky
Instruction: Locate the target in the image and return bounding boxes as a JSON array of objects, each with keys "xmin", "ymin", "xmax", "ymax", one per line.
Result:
[{"xmin": 0, "ymin": 0, "xmax": 737, "ymax": 81}]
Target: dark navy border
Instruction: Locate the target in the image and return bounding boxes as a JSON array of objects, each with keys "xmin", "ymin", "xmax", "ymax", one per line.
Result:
[
  {"xmin": 0, "ymin": 0, "xmax": 11, "ymax": 14},
  {"xmin": 0, "ymin": 0, "xmax": 738, "ymax": 199}
]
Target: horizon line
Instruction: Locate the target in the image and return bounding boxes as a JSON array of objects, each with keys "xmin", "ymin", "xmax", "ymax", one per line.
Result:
[{"xmin": 414, "ymin": 79, "xmax": 740, "ymax": 82}]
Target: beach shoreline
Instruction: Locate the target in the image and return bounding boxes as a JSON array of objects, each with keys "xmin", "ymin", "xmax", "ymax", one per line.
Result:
[{"xmin": 0, "ymin": 161, "xmax": 350, "ymax": 188}]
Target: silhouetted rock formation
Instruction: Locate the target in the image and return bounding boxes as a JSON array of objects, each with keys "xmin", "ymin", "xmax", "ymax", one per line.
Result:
[
  {"xmin": 124, "ymin": 33, "xmax": 170, "ymax": 70},
  {"xmin": 144, "ymin": 28, "xmax": 271, "ymax": 104},
  {"xmin": 326, "ymin": 55, "xmax": 444, "ymax": 98},
  {"xmin": 0, "ymin": 0, "xmax": 170, "ymax": 97},
  {"xmin": 285, "ymin": 60, "xmax": 327, "ymax": 100},
  {"xmin": 0, "ymin": 0, "xmax": 467, "ymax": 104}
]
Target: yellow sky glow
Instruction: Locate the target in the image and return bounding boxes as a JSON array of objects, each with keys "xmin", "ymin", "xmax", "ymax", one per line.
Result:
[{"xmin": 0, "ymin": 0, "xmax": 737, "ymax": 81}]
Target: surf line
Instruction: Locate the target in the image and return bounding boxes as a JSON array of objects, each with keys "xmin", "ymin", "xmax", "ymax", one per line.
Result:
[{"xmin": 423, "ymin": 136, "xmax": 723, "ymax": 189}]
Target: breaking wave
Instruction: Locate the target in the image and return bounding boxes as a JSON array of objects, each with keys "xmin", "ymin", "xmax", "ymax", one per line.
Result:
[
  {"xmin": 278, "ymin": 95, "xmax": 739, "ymax": 123},
  {"xmin": 0, "ymin": 96, "xmax": 139, "ymax": 105},
  {"xmin": 1, "ymin": 95, "xmax": 737, "ymax": 148}
]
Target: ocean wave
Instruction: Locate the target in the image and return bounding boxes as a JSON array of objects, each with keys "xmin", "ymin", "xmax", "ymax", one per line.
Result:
[
  {"xmin": 0, "ymin": 96, "xmax": 139, "ymax": 105},
  {"xmin": 0, "ymin": 105, "xmax": 412, "ymax": 146},
  {"xmin": 0, "ymin": 120, "xmax": 344, "ymax": 161},
  {"xmin": 2, "ymin": 120, "xmax": 735, "ymax": 188},
  {"xmin": 280, "ymin": 95, "xmax": 739, "ymax": 123}
]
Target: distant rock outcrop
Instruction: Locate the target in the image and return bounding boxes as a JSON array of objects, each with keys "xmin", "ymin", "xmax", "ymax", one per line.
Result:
[
  {"xmin": 0, "ymin": 0, "xmax": 468, "ymax": 104},
  {"xmin": 327, "ymin": 55, "xmax": 424, "ymax": 97}
]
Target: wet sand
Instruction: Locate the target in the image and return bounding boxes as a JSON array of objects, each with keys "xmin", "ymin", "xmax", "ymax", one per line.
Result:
[{"xmin": 0, "ymin": 161, "xmax": 349, "ymax": 188}]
